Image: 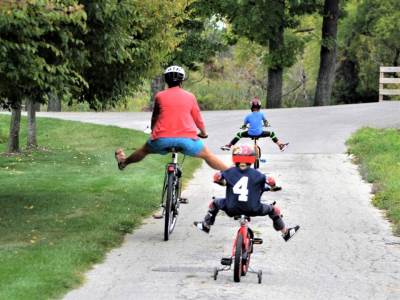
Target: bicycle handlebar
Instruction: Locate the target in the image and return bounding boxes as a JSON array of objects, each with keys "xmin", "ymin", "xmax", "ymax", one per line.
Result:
[{"xmin": 197, "ymin": 133, "xmax": 208, "ymax": 139}]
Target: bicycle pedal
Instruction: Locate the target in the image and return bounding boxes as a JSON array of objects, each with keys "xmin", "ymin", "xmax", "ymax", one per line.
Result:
[
  {"xmin": 253, "ymin": 238, "xmax": 263, "ymax": 244},
  {"xmin": 221, "ymin": 257, "xmax": 232, "ymax": 266},
  {"xmin": 179, "ymin": 198, "xmax": 188, "ymax": 204}
]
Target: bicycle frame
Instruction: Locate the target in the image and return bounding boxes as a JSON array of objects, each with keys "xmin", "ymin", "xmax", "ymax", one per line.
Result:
[
  {"xmin": 161, "ymin": 149, "xmax": 182, "ymax": 202},
  {"xmin": 232, "ymin": 216, "xmax": 251, "ymax": 262}
]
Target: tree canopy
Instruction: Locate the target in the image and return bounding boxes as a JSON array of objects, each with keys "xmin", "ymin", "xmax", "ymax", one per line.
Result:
[
  {"xmin": 77, "ymin": 0, "xmax": 192, "ymax": 109},
  {"xmin": 0, "ymin": 0, "xmax": 87, "ymax": 109}
]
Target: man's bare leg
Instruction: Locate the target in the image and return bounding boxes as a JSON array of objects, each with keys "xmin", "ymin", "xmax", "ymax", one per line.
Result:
[
  {"xmin": 115, "ymin": 143, "xmax": 151, "ymax": 170},
  {"xmin": 197, "ymin": 146, "xmax": 229, "ymax": 171}
]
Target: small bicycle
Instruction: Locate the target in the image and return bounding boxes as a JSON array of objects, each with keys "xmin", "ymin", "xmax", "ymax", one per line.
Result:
[{"xmin": 213, "ymin": 214, "xmax": 263, "ymax": 283}]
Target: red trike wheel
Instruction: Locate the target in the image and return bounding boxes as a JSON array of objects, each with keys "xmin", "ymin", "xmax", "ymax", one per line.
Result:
[{"xmin": 233, "ymin": 234, "xmax": 243, "ymax": 282}]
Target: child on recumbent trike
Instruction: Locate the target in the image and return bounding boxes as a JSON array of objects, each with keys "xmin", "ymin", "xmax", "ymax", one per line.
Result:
[
  {"xmin": 194, "ymin": 144, "xmax": 299, "ymax": 241},
  {"xmin": 221, "ymin": 97, "xmax": 288, "ymax": 152}
]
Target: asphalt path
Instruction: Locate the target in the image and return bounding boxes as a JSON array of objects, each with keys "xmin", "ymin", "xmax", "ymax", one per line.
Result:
[{"xmin": 32, "ymin": 102, "xmax": 400, "ymax": 299}]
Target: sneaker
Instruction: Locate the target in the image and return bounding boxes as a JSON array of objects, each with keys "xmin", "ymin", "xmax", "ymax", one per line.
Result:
[
  {"xmin": 193, "ymin": 221, "xmax": 210, "ymax": 234},
  {"xmin": 282, "ymin": 225, "xmax": 300, "ymax": 242},
  {"xmin": 115, "ymin": 148, "xmax": 126, "ymax": 170},
  {"xmin": 220, "ymin": 145, "xmax": 231, "ymax": 151},
  {"xmin": 279, "ymin": 143, "xmax": 289, "ymax": 152},
  {"xmin": 270, "ymin": 185, "xmax": 282, "ymax": 192}
]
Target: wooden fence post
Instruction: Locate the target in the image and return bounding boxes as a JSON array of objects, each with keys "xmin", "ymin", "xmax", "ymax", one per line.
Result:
[{"xmin": 379, "ymin": 66, "xmax": 400, "ymax": 101}]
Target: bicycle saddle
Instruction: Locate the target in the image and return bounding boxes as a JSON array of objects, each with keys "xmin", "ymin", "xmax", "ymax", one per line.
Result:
[
  {"xmin": 165, "ymin": 147, "xmax": 183, "ymax": 153},
  {"xmin": 233, "ymin": 215, "xmax": 251, "ymax": 221}
]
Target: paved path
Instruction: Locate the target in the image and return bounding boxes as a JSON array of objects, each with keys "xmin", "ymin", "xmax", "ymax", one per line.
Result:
[{"xmin": 39, "ymin": 102, "xmax": 400, "ymax": 300}]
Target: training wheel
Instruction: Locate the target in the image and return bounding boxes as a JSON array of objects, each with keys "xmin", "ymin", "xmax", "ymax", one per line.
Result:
[{"xmin": 213, "ymin": 267, "xmax": 218, "ymax": 280}]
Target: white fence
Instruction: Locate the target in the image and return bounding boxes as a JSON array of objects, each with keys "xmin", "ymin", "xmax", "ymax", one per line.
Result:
[{"xmin": 379, "ymin": 66, "xmax": 400, "ymax": 101}]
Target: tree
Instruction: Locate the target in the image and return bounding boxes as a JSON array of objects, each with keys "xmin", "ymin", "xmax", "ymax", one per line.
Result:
[
  {"xmin": 149, "ymin": 4, "xmax": 230, "ymax": 106},
  {"xmin": 314, "ymin": 0, "xmax": 340, "ymax": 106},
  {"xmin": 333, "ymin": 0, "xmax": 400, "ymax": 103},
  {"xmin": 0, "ymin": 0, "xmax": 87, "ymax": 152},
  {"xmin": 76, "ymin": 0, "xmax": 192, "ymax": 110},
  {"xmin": 203, "ymin": 0, "xmax": 320, "ymax": 108}
]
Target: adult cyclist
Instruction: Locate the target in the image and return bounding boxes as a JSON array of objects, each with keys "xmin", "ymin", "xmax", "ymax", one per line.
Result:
[{"xmin": 115, "ymin": 65, "xmax": 228, "ymax": 171}]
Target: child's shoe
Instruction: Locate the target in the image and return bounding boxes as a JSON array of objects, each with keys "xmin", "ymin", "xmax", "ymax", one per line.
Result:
[
  {"xmin": 270, "ymin": 185, "xmax": 282, "ymax": 192},
  {"xmin": 282, "ymin": 225, "xmax": 300, "ymax": 242},
  {"xmin": 220, "ymin": 144, "xmax": 231, "ymax": 151},
  {"xmin": 193, "ymin": 221, "xmax": 210, "ymax": 234},
  {"xmin": 279, "ymin": 142, "xmax": 289, "ymax": 152}
]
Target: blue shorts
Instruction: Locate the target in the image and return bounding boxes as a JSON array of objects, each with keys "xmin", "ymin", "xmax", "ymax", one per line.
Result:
[{"xmin": 146, "ymin": 137, "xmax": 204, "ymax": 156}]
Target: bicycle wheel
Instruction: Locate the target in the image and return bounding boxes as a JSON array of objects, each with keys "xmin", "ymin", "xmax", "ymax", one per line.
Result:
[
  {"xmin": 233, "ymin": 234, "xmax": 243, "ymax": 282},
  {"xmin": 164, "ymin": 172, "xmax": 177, "ymax": 241}
]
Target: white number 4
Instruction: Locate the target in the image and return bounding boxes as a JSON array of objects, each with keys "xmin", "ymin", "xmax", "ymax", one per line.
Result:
[{"xmin": 233, "ymin": 176, "xmax": 249, "ymax": 202}]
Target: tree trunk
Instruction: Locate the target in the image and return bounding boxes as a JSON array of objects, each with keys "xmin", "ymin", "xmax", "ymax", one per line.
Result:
[
  {"xmin": 266, "ymin": 68, "xmax": 283, "ymax": 108},
  {"xmin": 8, "ymin": 104, "xmax": 22, "ymax": 153},
  {"xmin": 314, "ymin": 0, "xmax": 340, "ymax": 106},
  {"xmin": 27, "ymin": 98, "xmax": 37, "ymax": 149},
  {"xmin": 393, "ymin": 48, "xmax": 400, "ymax": 67},
  {"xmin": 266, "ymin": 1, "xmax": 284, "ymax": 109},
  {"xmin": 150, "ymin": 75, "xmax": 165, "ymax": 109},
  {"xmin": 47, "ymin": 93, "xmax": 61, "ymax": 112}
]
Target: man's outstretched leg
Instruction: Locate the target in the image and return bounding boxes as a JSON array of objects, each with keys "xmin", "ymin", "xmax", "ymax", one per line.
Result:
[
  {"xmin": 197, "ymin": 146, "xmax": 229, "ymax": 171},
  {"xmin": 115, "ymin": 143, "xmax": 151, "ymax": 170}
]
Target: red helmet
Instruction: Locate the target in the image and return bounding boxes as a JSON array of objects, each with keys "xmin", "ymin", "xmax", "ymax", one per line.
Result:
[
  {"xmin": 232, "ymin": 145, "xmax": 256, "ymax": 164},
  {"xmin": 250, "ymin": 97, "xmax": 261, "ymax": 111}
]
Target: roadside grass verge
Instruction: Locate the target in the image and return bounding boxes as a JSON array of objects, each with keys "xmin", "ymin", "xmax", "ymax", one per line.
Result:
[
  {"xmin": 0, "ymin": 115, "xmax": 201, "ymax": 299},
  {"xmin": 347, "ymin": 127, "xmax": 400, "ymax": 235}
]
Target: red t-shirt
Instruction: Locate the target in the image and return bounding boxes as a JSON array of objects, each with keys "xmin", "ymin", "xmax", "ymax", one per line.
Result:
[{"xmin": 151, "ymin": 86, "xmax": 205, "ymax": 140}]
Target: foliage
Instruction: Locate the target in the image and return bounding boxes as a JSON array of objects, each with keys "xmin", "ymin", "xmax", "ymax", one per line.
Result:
[
  {"xmin": 169, "ymin": 2, "xmax": 230, "ymax": 70},
  {"xmin": 76, "ymin": 0, "xmax": 192, "ymax": 109},
  {"xmin": 0, "ymin": 0, "xmax": 87, "ymax": 108},
  {"xmin": 206, "ymin": 0, "xmax": 321, "ymax": 69},
  {"xmin": 347, "ymin": 128, "xmax": 400, "ymax": 235},
  {"xmin": 183, "ymin": 43, "xmax": 267, "ymax": 110},
  {"xmin": 0, "ymin": 115, "xmax": 201, "ymax": 299},
  {"xmin": 334, "ymin": 0, "xmax": 400, "ymax": 103},
  {"xmin": 282, "ymin": 14, "xmax": 322, "ymax": 107}
]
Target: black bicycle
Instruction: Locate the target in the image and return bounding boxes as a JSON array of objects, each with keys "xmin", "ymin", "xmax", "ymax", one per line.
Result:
[
  {"xmin": 159, "ymin": 134, "xmax": 207, "ymax": 241},
  {"xmin": 160, "ymin": 147, "xmax": 184, "ymax": 241}
]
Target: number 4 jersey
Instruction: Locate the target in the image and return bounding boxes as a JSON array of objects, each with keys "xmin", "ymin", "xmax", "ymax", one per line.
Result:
[{"xmin": 221, "ymin": 167, "xmax": 266, "ymax": 216}]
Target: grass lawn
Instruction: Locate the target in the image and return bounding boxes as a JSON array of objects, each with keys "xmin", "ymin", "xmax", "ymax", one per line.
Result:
[
  {"xmin": 0, "ymin": 115, "xmax": 201, "ymax": 299},
  {"xmin": 347, "ymin": 127, "xmax": 400, "ymax": 235}
]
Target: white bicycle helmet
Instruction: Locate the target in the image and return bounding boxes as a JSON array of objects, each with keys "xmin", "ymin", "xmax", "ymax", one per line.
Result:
[{"xmin": 164, "ymin": 65, "xmax": 185, "ymax": 86}]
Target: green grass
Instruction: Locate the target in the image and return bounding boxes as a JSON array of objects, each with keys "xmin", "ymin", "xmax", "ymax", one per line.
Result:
[
  {"xmin": 347, "ymin": 127, "xmax": 400, "ymax": 235},
  {"xmin": 0, "ymin": 115, "xmax": 201, "ymax": 299}
]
